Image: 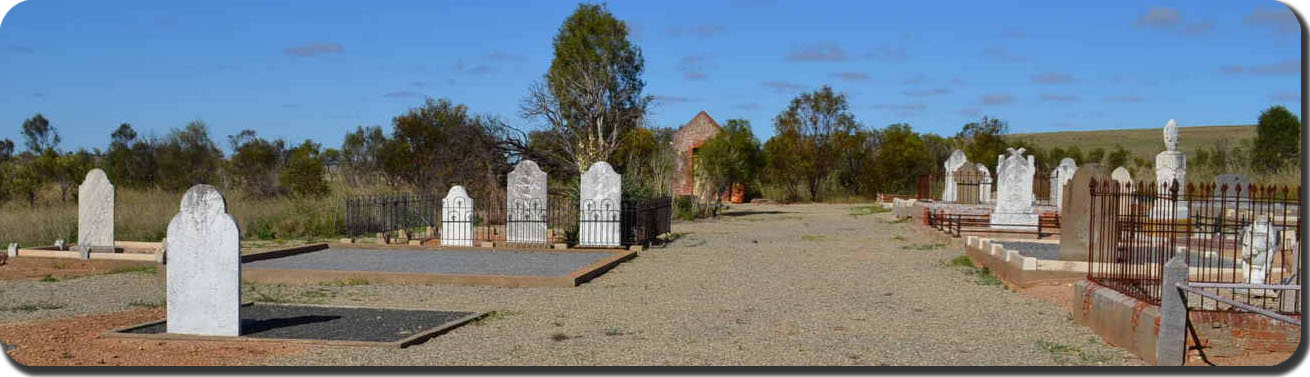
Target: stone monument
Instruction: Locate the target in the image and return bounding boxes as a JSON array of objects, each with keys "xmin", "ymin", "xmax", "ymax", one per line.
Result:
[
  {"xmin": 942, "ymin": 150, "xmax": 969, "ymax": 202},
  {"xmin": 1214, "ymin": 174, "xmax": 1250, "ymax": 199},
  {"xmin": 441, "ymin": 186, "xmax": 475, "ymax": 247},
  {"xmin": 1111, "ymin": 166, "xmax": 1133, "ymax": 186},
  {"xmin": 1058, "ymin": 164, "xmax": 1104, "ymax": 261},
  {"xmin": 6, "ymin": 243, "xmax": 16, "ymax": 258},
  {"xmin": 507, "ymin": 160, "xmax": 549, "ymax": 244},
  {"xmin": 579, "ymin": 162, "xmax": 621, "ymax": 247},
  {"xmin": 77, "ymin": 169, "xmax": 115, "ymax": 253},
  {"xmin": 990, "ymin": 148, "xmax": 1038, "ymax": 229},
  {"xmin": 1238, "ymin": 216, "xmax": 1279, "ymax": 297},
  {"xmin": 1154, "ymin": 120, "xmax": 1188, "ymax": 218},
  {"xmin": 166, "ymin": 185, "xmax": 241, "ymax": 336},
  {"xmin": 1052, "ymin": 158, "xmax": 1078, "ymax": 210},
  {"xmin": 977, "ymin": 163, "xmax": 992, "ymax": 203}
]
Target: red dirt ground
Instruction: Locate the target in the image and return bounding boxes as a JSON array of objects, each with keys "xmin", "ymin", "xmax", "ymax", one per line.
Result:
[
  {"xmin": 0, "ymin": 257, "xmax": 153, "ymax": 281},
  {"xmin": 0, "ymin": 308, "xmax": 306, "ymax": 366}
]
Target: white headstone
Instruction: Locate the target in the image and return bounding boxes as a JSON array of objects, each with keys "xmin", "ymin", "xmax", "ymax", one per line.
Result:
[
  {"xmin": 1111, "ymin": 166, "xmax": 1133, "ymax": 185},
  {"xmin": 942, "ymin": 150, "xmax": 969, "ymax": 202},
  {"xmin": 441, "ymin": 186, "xmax": 475, "ymax": 247},
  {"xmin": 507, "ymin": 160, "xmax": 548, "ymax": 244},
  {"xmin": 1052, "ymin": 158, "xmax": 1078, "ymax": 210},
  {"xmin": 77, "ymin": 169, "xmax": 115, "ymax": 253},
  {"xmin": 6, "ymin": 243, "xmax": 16, "ymax": 258},
  {"xmin": 1154, "ymin": 119, "xmax": 1188, "ymax": 218},
  {"xmin": 166, "ymin": 185, "xmax": 241, "ymax": 336},
  {"xmin": 977, "ymin": 163, "xmax": 992, "ymax": 203},
  {"xmin": 1214, "ymin": 174, "xmax": 1250, "ymax": 199},
  {"xmin": 1238, "ymin": 216, "xmax": 1279, "ymax": 297},
  {"xmin": 991, "ymin": 148, "xmax": 1038, "ymax": 229},
  {"xmin": 579, "ymin": 162, "xmax": 621, "ymax": 247}
]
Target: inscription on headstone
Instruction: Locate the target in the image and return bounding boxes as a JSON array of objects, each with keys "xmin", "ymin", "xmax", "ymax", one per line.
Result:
[
  {"xmin": 507, "ymin": 160, "xmax": 548, "ymax": 244},
  {"xmin": 990, "ymin": 148, "xmax": 1038, "ymax": 229}
]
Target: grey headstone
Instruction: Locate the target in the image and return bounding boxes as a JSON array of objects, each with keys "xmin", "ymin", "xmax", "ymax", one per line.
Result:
[
  {"xmin": 942, "ymin": 150, "xmax": 969, "ymax": 202},
  {"xmin": 1058, "ymin": 164, "xmax": 1104, "ymax": 261},
  {"xmin": 1052, "ymin": 158, "xmax": 1078, "ymax": 210},
  {"xmin": 1156, "ymin": 253, "xmax": 1189, "ymax": 366},
  {"xmin": 77, "ymin": 169, "xmax": 115, "ymax": 252},
  {"xmin": 165, "ymin": 185, "xmax": 241, "ymax": 336},
  {"xmin": 991, "ymin": 148, "xmax": 1038, "ymax": 229},
  {"xmin": 580, "ymin": 162, "xmax": 621, "ymax": 247},
  {"xmin": 977, "ymin": 163, "xmax": 992, "ymax": 203},
  {"xmin": 441, "ymin": 186, "xmax": 475, "ymax": 247},
  {"xmin": 1214, "ymin": 174, "xmax": 1250, "ymax": 198},
  {"xmin": 507, "ymin": 160, "xmax": 548, "ymax": 244}
]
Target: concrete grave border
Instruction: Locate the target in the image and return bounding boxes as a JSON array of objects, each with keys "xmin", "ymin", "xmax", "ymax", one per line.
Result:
[{"xmin": 104, "ymin": 302, "xmax": 488, "ymax": 348}]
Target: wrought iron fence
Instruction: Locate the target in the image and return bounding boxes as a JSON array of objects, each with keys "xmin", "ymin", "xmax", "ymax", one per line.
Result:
[
  {"xmin": 345, "ymin": 192, "xmax": 671, "ymax": 247},
  {"xmin": 1087, "ymin": 179, "xmax": 1301, "ymax": 315}
]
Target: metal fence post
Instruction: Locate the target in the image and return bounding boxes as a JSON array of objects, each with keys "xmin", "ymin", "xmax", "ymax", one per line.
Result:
[{"xmin": 1157, "ymin": 253, "xmax": 1189, "ymax": 366}]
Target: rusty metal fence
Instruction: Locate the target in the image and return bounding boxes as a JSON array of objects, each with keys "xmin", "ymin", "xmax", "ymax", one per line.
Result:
[
  {"xmin": 916, "ymin": 171, "xmax": 1053, "ymax": 205},
  {"xmin": 1087, "ymin": 179, "xmax": 1301, "ymax": 315}
]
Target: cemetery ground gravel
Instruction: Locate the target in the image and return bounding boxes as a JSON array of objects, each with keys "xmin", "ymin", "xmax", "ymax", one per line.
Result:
[{"xmin": 1, "ymin": 204, "xmax": 1141, "ymax": 366}]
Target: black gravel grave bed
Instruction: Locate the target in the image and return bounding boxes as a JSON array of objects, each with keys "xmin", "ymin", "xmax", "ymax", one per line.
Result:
[
  {"xmin": 121, "ymin": 304, "xmax": 479, "ymax": 343},
  {"xmin": 243, "ymin": 248, "xmax": 613, "ymax": 277}
]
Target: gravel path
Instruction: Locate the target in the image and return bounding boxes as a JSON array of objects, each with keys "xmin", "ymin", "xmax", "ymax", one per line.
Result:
[
  {"xmin": 1, "ymin": 204, "xmax": 1139, "ymax": 366},
  {"xmin": 244, "ymin": 248, "xmax": 612, "ymax": 277},
  {"xmin": 0, "ymin": 272, "xmax": 164, "ymax": 324}
]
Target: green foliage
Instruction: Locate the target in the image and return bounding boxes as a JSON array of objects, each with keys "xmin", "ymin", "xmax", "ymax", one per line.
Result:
[
  {"xmin": 154, "ymin": 121, "xmax": 224, "ymax": 191},
  {"xmin": 872, "ymin": 124, "xmax": 934, "ymax": 195},
  {"xmin": 1252, "ymin": 105, "xmax": 1300, "ymax": 173},
  {"xmin": 21, "ymin": 113, "xmax": 60, "ymax": 153},
  {"xmin": 695, "ymin": 119, "xmax": 762, "ymax": 201},
  {"xmin": 105, "ymin": 265, "xmax": 158, "ymax": 275},
  {"xmin": 762, "ymin": 130, "xmax": 807, "ymax": 202},
  {"xmin": 228, "ymin": 129, "xmax": 285, "ymax": 196},
  {"xmin": 378, "ymin": 98, "xmax": 508, "ymax": 194},
  {"xmin": 958, "ymin": 116, "xmax": 1009, "ymax": 173},
  {"xmin": 280, "ymin": 140, "xmax": 330, "ymax": 197},
  {"xmin": 772, "ymin": 86, "xmax": 861, "ymax": 201},
  {"xmin": 1105, "ymin": 144, "xmax": 1131, "ymax": 169},
  {"xmin": 105, "ymin": 123, "xmax": 158, "ymax": 189}
]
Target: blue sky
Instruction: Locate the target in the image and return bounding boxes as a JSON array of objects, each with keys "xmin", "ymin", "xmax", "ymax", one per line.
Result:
[{"xmin": 0, "ymin": 0, "xmax": 1301, "ymax": 153}]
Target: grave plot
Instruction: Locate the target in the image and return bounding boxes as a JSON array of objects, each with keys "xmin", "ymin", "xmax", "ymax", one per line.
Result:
[
  {"xmin": 110, "ymin": 185, "xmax": 486, "ymax": 349},
  {"xmin": 11, "ymin": 169, "xmax": 163, "ymax": 263},
  {"xmin": 111, "ymin": 303, "xmax": 484, "ymax": 348},
  {"xmin": 237, "ymin": 244, "xmax": 635, "ymax": 288}
]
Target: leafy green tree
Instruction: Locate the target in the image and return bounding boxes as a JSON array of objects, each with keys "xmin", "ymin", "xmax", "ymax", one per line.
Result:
[
  {"xmin": 773, "ymin": 85, "xmax": 860, "ymax": 201},
  {"xmin": 695, "ymin": 119, "xmax": 762, "ymax": 202},
  {"xmin": 521, "ymin": 3, "xmax": 650, "ymax": 173},
  {"xmin": 872, "ymin": 124, "xmax": 933, "ymax": 194},
  {"xmin": 227, "ymin": 130, "xmax": 286, "ymax": 196},
  {"xmin": 957, "ymin": 116, "xmax": 1009, "ymax": 173},
  {"xmin": 0, "ymin": 138, "xmax": 13, "ymax": 161},
  {"xmin": 833, "ymin": 130, "xmax": 877, "ymax": 196},
  {"xmin": 105, "ymin": 123, "xmax": 158, "ymax": 188},
  {"xmin": 1106, "ymin": 144, "xmax": 1131, "ymax": 169},
  {"xmin": 53, "ymin": 149, "xmax": 95, "ymax": 202},
  {"xmin": 340, "ymin": 125, "xmax": 388, "ymax": 186},
  {"xmin": 762, "ymin": 130, "xmax": 806, "ymax": 201},
  {"xmin": 1086, "ymin": 147, "xmax": 1106, "ymax": 165},
  {"xmin": 21, "ymin": 114, "xmax": 60, "ymax": 153},
  {"xmin": 155, "ymin": 121, "xmax": 223, "ymax": 191},
  {"xmin": 611, "ymin": 126, "xmax": 676, "ymax": 199},
  {"xmin": 9, "ymin": 161, "xmax": 45, "ymax": 207},
  {"xmin": 379, "ymin": 98, "xmax": 508, "ymax": 194},
  {"xmin": 1252, "ymin": 105, "xmax": 1301, "ymax": 173},
  {"xmin": 280, "ymin": 140, "xmax": 330, "ymax": 197}
]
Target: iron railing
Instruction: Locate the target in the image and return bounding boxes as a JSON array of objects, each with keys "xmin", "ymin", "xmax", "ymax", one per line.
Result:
[
  {"xmin": 916, "ymin": 171, "xmax": 1052, "ymax": 205},
  {"xmin": 1087, "ymin": 179, "xmax": 1301, "ymax": 314}
]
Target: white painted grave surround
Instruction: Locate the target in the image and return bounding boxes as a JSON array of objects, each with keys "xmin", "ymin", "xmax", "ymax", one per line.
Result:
[
  {"xmin": 990, "ymin": 148, "xmax": 1038, "ymax": 229},
  {"xmin": 1052, "ymin": 158, "xmax": 1077, "ymax": 210},
  {"xmin": 441, "ymin": 186, "xmax": 475, "ymax": 247},
  {"xmin": 78, "ymin": 169, "xmax": 116, "ymax": 252},
  {"xmin": 942, "ymin": 150, "xmax": 968, "ymax": 202},
  {"xmin": 507, "ymin": 160, "xmax": 549, "ymax": 244},
  {"xmin": 166, "ymin": 185, "xmax": 241, "ymax": 336},
  {"xmin": 580, "ymin": 162, "xmax": 622, "ymax": 247}
]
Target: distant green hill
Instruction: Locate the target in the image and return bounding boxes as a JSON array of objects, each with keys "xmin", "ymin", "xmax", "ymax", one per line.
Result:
[{"xmin": 1009, "ymin": 125, "xmax": 1257, "ymax": 163}]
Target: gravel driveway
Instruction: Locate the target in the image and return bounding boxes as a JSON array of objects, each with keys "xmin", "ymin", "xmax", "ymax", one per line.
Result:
[{"xmin": 2, "ymin": 203, "xmax": 1139, "ymax": 366}]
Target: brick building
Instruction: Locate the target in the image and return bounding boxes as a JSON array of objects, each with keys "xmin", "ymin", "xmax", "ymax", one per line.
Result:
[{"xmin": 670, "ymin": 111, "xmax": 722, "ymax": 198}]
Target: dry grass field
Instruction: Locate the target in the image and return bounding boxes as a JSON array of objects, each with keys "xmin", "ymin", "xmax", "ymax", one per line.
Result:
[{"xmin": 1010, "ymin": 125, "xmax": 1256, "ymax": 163}]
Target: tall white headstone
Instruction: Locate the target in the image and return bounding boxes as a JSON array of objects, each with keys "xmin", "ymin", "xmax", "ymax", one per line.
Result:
[
  {"xmin": 166, "ymin": 185, "xmax": 240, "ymax": 336},
  {"xmin": 991, "ymin": 148, "xmax": 1038, "ymax": 229},
  {"xmin": 1052, "ymin": 158, "xmax": 1078, "ymax": 210},
  {"xmin": 580, "ymin": 162, "xmax": 621, "ymax": 247},
  {"xmin": 977, "ymin": 163, "xmax": 992, "ymax": 203},
  {"xmin": 6, "ymin": 243, "xmax": 16, "ymax": 258},
  {"xmin": 1154, "ymin": 119, "xmax": 1189, "ymax": 218},
  {"xmin": 1238, "ymin": 216, "xmax": 1279, "ymax": 297},
  {"xmin": 507, "ymin": 160, "xmax": 548, "ymax": 244},
  {"xmin": 942, "ymin": 150, "xmax": 969, "ymax": 202},
  {"xmin": 441, "ymin": 186, "xmax": 475, "ymax": 247},
  {"xmin": 78, "ymin": 169, "xmax": 115, "ymax": 253}
]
